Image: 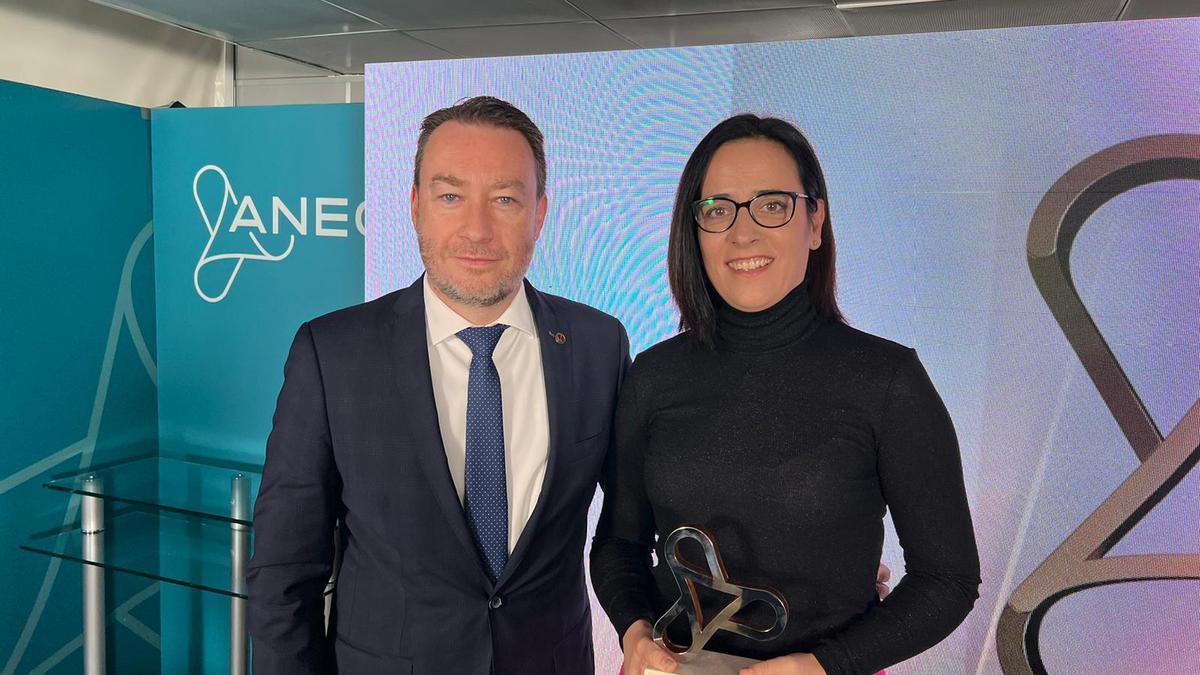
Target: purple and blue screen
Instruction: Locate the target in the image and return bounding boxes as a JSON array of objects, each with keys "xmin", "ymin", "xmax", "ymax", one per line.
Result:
[{"xmin": 365, "ymin": 18, "xmax": 1200, "ymax": 673}]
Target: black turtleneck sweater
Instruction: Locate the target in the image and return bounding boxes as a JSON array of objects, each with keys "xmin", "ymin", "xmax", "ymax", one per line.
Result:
[{"xmin": 590, "ymin": 283, "xmax": 980, "ymax": 675}]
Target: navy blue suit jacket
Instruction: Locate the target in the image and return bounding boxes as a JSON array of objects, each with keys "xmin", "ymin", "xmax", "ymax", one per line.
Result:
[{"xmin": 247, "ymin": 277, "xmax": 630, "ymax": 674}]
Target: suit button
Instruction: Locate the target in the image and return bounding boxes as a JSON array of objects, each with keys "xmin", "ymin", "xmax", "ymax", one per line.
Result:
[{"xmin": 489, "ymin": 596, "xmax": 503, "ymax": 609}]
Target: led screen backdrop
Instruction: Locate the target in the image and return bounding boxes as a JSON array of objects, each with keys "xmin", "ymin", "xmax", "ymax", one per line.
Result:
[{"xmin": 365, "ymin": 18, "xmax": 1199, "ymax": 673}]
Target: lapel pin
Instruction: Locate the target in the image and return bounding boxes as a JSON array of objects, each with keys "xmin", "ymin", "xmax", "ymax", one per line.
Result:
[{"xmin": 552, "ymin": 331, "xmax": 567, "ymax": 345}]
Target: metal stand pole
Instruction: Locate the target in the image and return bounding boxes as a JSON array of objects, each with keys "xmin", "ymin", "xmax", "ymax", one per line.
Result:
[
  {"xmin": 325, "ymin": 525, "xmax": 343, "ymax": 632},
  {"xmin": 81, "ymin": 476, "xmax": 106, "ymax": 675},
  {"xmin": 230, "ymin": 474, "xmax": 250, "ymax": 675}
]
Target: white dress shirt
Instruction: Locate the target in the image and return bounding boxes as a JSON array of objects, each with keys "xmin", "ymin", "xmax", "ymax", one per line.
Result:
[{"xmin": 423, "ymin": 277, "xmax": 549, "ymax": 554}]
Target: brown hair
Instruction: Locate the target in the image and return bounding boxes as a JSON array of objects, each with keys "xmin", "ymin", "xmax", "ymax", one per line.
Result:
[{"xmin": 414, "ymin": 96, "xmax": 547, "ymax": 196}]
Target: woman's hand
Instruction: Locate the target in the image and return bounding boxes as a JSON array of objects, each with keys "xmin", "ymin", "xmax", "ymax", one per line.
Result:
[
  {"xmin": 740, "ymin": 653, "xmax": 827, "ymax": 675},
  {"xmin": 622, "ymin": 620, "xmax": 678, "ymax": 674},
  {"xmin": 733, "ymin": 563, "xmax": 888, "ymax": 675}
]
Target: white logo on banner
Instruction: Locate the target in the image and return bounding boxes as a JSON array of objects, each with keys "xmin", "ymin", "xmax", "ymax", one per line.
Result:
[{"xmin": 192, "ymin": 164, "xmax": 365, "ymax": 303}]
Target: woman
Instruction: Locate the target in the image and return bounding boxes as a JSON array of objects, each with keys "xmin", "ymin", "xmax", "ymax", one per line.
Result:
[{"xmin": 590, "ymin": 114, "xmax": 981, "ymax": 675}]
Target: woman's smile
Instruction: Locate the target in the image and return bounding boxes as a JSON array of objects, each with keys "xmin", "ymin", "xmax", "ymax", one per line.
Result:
[{"xmin": 727, "ymin": 255, "xmax": 774, "ymax": 274}]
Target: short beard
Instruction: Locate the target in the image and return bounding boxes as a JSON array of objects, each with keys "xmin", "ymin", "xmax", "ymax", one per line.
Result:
[
  {"xmin": 419, "ymin": 231, "xmax": 529, "ymax": 308},
  {"xmin": 427, "ymin": 269, "xmax": 517, "ymax": 307}
]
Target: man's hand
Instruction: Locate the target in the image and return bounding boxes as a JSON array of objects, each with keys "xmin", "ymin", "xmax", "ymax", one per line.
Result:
[
  {"xmin": 622, "ymin": 620, "xmax": 678, "ymax": 674},
  {"xmin": 877, "ymin": 562, "xmax": 892, "ymax": 599},
  {"xmin": 740, "ymin": 653, "xmax": 826, "ymax": 675}
]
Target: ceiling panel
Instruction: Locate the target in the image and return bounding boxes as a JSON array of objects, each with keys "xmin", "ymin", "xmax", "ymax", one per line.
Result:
[
  {"xmin": 244, "ymin": 31, "xmax": 454, "ymax": 73},
  {"xmin": 91, "ymin": 0, "xmax": 1200, "ymax": 84},
  {"xmin": 327, "ymin": 0, "xmax": 588, "ymax": 30},
  {"xmin": 409, "ymin": 21, "xmax": 636, "ymax": 58},
  {"xmin": 236, "ymin": 79, "xmax": 356, "ymax": 105},
  {"xmin": 839, "ymin": 0, "xmax": 1128, "ymax": 36},
  {"xmin": 92, "ymin": 0, "xmax": 379, "ymax": 41},
  {"xmin": 607, "ymin": 7, "xmax": 852, "ymax": 48},
  {"xmin": 1121, "ymin": 0, "xmax": 1200, "ymax": 20},
  {"xmin": 568, "ymin": 0, "xmax": 834, "ymax": 20},
  {"xmin": 236, "ymin": 45, "xmax": 339, "ymax": 78}
]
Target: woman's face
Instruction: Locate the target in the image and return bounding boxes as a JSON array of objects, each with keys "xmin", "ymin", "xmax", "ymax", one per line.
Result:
[{"xmin": 697, "ymin": 137, "xmax": 826, "ymax": 313}]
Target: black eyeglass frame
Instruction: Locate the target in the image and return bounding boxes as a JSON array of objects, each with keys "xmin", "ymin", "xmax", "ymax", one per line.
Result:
[{"xmin": 690, "ymin": 191, "xmax": 815, "ymax": 233}]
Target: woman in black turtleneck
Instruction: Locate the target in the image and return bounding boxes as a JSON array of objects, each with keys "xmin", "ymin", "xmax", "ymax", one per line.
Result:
[{"xmin": 590, "ymin": 115, "xmax": 980, "ymax": 675}]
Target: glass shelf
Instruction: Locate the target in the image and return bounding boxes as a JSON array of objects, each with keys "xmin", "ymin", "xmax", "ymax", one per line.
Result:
[
  {"xmin": 23, "ymin": 507, "xmax": 251, "ymax": 598},
  {"xmin": 27, "ymin": 456, "xmax": 333, "ymax": 600},
  {"xmin": 25, "ymin": 455, "xmax": 330, "ymax": 675},
  {"xmin": 45, "ymin": 456, "xmax": 261, "ymax": 525}
]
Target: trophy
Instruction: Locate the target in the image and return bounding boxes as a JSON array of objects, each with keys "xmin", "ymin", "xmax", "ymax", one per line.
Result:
[{"xmin": 645, "ymin": 526, "xmax": 789, "ymax": 675}]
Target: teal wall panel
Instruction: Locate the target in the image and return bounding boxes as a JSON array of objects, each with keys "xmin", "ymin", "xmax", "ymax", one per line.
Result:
[
  {"xmin": 0, "ymin": 80, "xmax": 159, "ymax": 675},
  {"xmin": 150, "ymin": 103, "xmax": 363, "ymax": 674}
]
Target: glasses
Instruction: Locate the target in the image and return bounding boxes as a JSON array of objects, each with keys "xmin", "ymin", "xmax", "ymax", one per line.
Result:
[{"xmin": 691, "ymin": 191, "xmax": 811, "ymax": 233}]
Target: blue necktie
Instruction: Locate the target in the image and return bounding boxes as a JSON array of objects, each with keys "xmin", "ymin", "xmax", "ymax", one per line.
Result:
[{"xmin": 457, "ymin": 324, "xmax": 509, "ymax": 583}]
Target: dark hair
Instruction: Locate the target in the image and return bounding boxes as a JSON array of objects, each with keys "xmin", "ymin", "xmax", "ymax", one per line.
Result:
[
  {"xmin": 667, "ymin": 114, "xmax": 844, "ymax": 348},
  {"xmin": 414, "ymin": 96, "xmax": 547, "ymax": 196}
]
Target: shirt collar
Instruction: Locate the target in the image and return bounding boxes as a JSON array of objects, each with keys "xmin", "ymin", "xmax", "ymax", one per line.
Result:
[{"xmin": 423, "ymin": 275, "xmax": 537, "ymax": 346}]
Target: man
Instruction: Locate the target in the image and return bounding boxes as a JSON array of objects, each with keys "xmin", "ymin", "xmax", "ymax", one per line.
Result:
[{"xmin": 247, "ymin": 96, "xmax": 629, "ymax": 674}]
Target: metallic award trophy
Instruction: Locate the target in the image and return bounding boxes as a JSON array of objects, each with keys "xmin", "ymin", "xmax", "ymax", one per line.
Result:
[{"xmin": 646, "ymin": 527, "xmax": 789, "ymax": 675}]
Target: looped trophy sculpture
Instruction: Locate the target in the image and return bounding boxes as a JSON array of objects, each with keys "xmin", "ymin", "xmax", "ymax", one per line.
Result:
[{"xmin": 646, "ymin": 526, "xmax": 789, "ymax": 675}]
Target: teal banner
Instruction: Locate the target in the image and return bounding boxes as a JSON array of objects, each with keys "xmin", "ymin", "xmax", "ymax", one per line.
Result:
[
  {"xmin": 0, "ymin": 80, "xmax": 159, "ymax": 675},
  {"xmin": 152, "ymin": 103, "xmax": 365, "ymax": 467},
  {"xmin": 150, "ymin": 103, "xmax": 364, "ymax": 673}
]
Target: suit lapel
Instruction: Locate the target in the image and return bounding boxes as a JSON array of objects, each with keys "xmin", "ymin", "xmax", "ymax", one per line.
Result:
[
  {"xmin": 389, "ymin": 278, "xmax": 490, "ymax": 584},
  {"xmin": 497, "ymin": 280, "xmax": 574, "ymax": 588}
]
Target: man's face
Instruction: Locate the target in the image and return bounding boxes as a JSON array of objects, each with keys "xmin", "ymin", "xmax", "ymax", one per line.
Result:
[{"xmin": 412, "ymin": 121, "xmax": 547, "ymax": 309}]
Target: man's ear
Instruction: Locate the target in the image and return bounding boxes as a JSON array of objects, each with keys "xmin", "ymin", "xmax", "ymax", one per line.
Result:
[
  {"xmin": 410, "ymin": 183, "xmax": 420, "ymax": 231},
  {"xmin": 533, "ymin": 192, "xmax": 548, "ymax": 240}
]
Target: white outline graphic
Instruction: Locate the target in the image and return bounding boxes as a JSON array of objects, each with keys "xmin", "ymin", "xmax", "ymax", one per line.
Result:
[
  {"xmin": 193, "ymin": 165, "xmax": 294, "ymax": 303},
  {"xmin": 25, "ymin": 583, "xmax": 160, "ymax": 675}
]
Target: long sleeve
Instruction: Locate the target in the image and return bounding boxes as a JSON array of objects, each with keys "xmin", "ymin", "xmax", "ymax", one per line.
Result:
[
  {"xmin": 811, "ymin": 349, "xmax": 981, "ymax": 675},
  {"xmin": 246, "ymin": 322, "xmax": 342, "ymax": 675},
  {"xmin": 587, "ymin": 285, "xmax": 981, "ymax": 670},
  {"xmin": 590, "ymin": 358, "xmax": 660, "ymax": 644}
]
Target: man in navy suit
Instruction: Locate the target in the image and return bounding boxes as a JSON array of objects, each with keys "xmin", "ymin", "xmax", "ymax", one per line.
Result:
[{"xmin": 247, "ymin": 96, "xmax": 629, "ymax": 674}]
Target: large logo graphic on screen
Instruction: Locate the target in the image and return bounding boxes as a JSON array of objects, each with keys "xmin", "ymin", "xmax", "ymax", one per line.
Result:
[
  {"xmin": 996, "ymin": 134, "xmax": 1200, "ymax": 674},
  {"xmin": 192, "ymin": 164, "xmax": 365, "ymax": 303}
]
